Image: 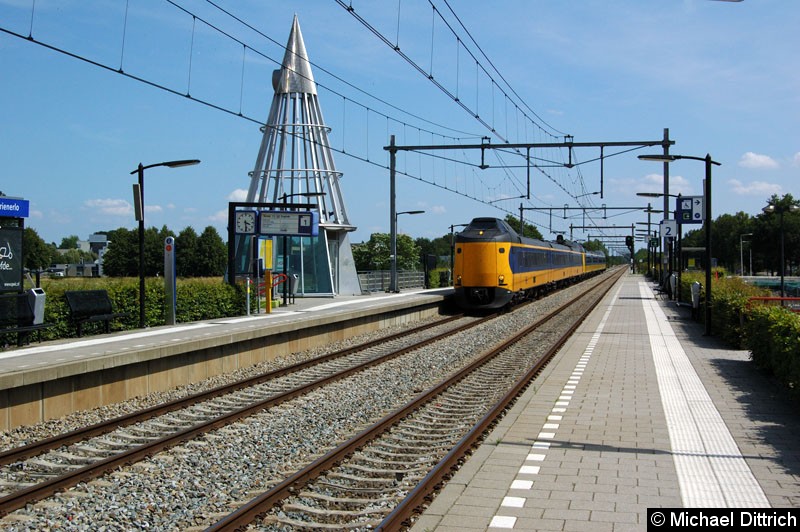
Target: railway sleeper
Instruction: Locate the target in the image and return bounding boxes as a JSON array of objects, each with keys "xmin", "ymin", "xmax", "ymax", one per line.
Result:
[
  {"xmin": 375, "ymin": 440, "xmax": 452, "ymax": 453},
  {"xmin": 344, "ymin": 463, "xmax": 428, "ymax": 477},
  {"xmin": 48, "ymin": 450, "xmax": 98, "ymax": 465},
  {"xmin": 356, "ymin": 447, "xmax": 425, "ymax": 460},
  {"xmin": 276, "ymin": 515, "xmax": 383, "ymax": 530},
  {"xmin": 25, "ymin": 457, "xmax": 83, "ymax": 471},
  {"xmin": 283, "ymin": 502, "xmax": 392, "ymax": 518},
  {"xmin": 389, "ymin": 428, "xmax": 458, "ymax": 442},
  {"xmin": 315, "ymin": 480, "xmax": 386, "ymax": 495},
  {"xmin": 297, "ymin": 491, "xmax": 391, "ymax": 508},
  {"xmin": 326, "ymin": 471, "xmax": 396, "ymax": 485},
  {"xmin": 351, "ymin": 454, "xmax": 431, "ymax": 468}
]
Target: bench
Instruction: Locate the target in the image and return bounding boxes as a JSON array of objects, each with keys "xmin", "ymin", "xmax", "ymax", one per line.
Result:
[
  {"xmin": 65, "ymin": 290, "xmax": 129, "ymax": 337},
  {"xmin": 0, "ymin": 292, "xmax": 52, "ymax": 347}
]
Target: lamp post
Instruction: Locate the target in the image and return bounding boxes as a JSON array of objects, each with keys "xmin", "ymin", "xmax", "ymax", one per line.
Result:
[
  {"xmin": 740, "ymin": 233, "xmax": 753, "ymax": 277},
  {"xmin": 762, "ymin": 201, "xmax": 799, "ymax": 297},
  {"xmin": 639, "ymin": 153, "xmax": 719, "ymax": 335},
  {"xmin": 390, "ymin": 210, "xmax": 424, "ymax": 292},
  {"xmin": 278, "ymin": 192, "xmax": 324, "ymax": 306},
  {"xmin": 130, "ymin": 159, "xmax": 200, "ymax": 328}
]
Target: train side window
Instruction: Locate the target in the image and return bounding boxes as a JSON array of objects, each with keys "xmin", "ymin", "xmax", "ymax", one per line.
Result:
[
  {"xmin": 456, "ymin": 248, "xmax": 461, "ymax": 253},
  {"xmin": 499, "ymin": 248, "xmax": 505, "ymax": 253}
]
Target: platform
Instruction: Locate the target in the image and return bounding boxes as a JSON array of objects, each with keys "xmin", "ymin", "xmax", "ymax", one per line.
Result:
[
  {"xmin": 412, "ymin": 273, "xmax": 800, "ymax": 531},
  {"xmin": 0, "ymin": 288, "xmax": 452, "ymax": 430}
]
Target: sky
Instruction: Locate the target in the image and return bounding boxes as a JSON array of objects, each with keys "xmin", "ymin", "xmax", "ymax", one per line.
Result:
[{"xmin": 1, "ymin": 0, "xmax": 798, "ymax": 255}]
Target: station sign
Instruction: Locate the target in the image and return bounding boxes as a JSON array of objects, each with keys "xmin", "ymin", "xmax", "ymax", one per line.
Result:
[
  {"xmin": 258, "ymin": 210, "xmax": 319, "ymax": 237},
  {"xmin": 660, "ymin": 219, "xmax": 677, "ymax": 240},
  {"xmin": 676, "ymin": 196, "xmax": 704, "ymax": 224},
  {"xmin": 0, "ymin": 197, "xmax": 30, "ymax": 218}
]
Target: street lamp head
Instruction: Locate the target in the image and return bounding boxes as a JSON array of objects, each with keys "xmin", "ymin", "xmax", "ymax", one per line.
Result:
[
  {"xmin": 130, "ymin": 159, "xmax": 201, "ymax": 175},
  {"xmin": 638, "ymin": 154, "xmax": 677, "ymax": 163},
  {"xmin": 636, "ymin": 192, "xmax": 663, "ymax": 198},
  {"xmin": 639, "ymin": 153, "xmax": 720, "ymax": 166},
  {"xmin": 163, "ymin": 159, "xmax": 201, "ymax": 168},
  {"xmin": 397, "ymin": 210, "xmax": 425, "ymax": 216}
]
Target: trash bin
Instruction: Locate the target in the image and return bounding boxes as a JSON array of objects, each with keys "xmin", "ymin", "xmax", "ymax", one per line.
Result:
[
  {"xmin": 669, "ymin": 274, "xmax": 677, "ymax": 300},
  {"xmin": 289, "ymin": 274, "xmax": 300, "ymax": 303},
  {"xmin": 27, "ymin": 288, "xmax": 46, "ymax": 325},
  {"xmin": 690, "ymin": 282, "xmax": 701, "ymax": 320}
]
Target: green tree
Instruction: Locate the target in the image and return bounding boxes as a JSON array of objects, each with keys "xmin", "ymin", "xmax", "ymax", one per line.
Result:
[
  {"xmin": 176, "ymin": 226, "xmax": 199, "ymax": 277},
  {"xmin": 415, "ymin": 234, "xmax": 452, "ymax": 268},
  {"xmin": 195, "ymin": 226, "xmax": 227, "ymax": 277},
  {"xmin": 504, "ymin": 214, "xmax": 544, "ymax": 240},
  {"xmin": 753, "ymin": 193, "xmax": 800, "ymax": 275},
  {"xmin": 22, "ymin": 227, "xmax": 57, "ymax": 270},
  {"xmin": 102, "ymin": 227, "xmax": 138, "ymax": 277},
  {"xmin": 352, "ymin": 233, "xmax": 421, "ymax": 271},
  {"xmin": 143, "ymin": 225, "xmax": 175, "ymax": 276},
  {"xmin": 59, "ymin": 248, "xmax": 96, "ymax": 265},
  {"xmin": 59, "ymin": 235, "xmax": 80, "ymax": 249},
  {"xmin": 582, "ymin": 239, "xmax": 607, "ymax": 254}
]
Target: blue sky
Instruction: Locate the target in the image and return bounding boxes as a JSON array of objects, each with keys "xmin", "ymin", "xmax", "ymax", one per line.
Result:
[{"xmin": 2, "ymin": 0, "xmax": 798, "ymax": 254}]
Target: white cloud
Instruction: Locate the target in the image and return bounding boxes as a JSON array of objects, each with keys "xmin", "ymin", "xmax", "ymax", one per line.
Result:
[
  {"xmin": 227, "ymin": 189, "xmax": 248, "ymax": 202},
  {"xmin": 431, "ymin": 205, "xmax": 447, "ymax": 214},
  {"xmin": 728, "ymin": 179, "xmax": 782, "ymax": 196},
  {"xmin": 621, "ymin": 173, "xmax": 694, "ymax": 197},
  {"xmin": 209, "ymin": 209, "xmax": 229, "ymax": 223},
  {"xmin": 793, "ymin": 152, "xmax": 800, "ymax": 167},
  {"xmin": 738, "ymin": 152, "xmax": 779, "ymax": 169},
  {"xmin": 84, "ymin": 198, "xmax": 131, "ymax": 216}
]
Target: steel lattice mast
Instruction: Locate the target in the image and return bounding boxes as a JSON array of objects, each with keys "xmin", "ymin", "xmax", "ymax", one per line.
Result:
[{"xmin": 245, "ymin": 16, "xmax": 360, "ymax": 296}]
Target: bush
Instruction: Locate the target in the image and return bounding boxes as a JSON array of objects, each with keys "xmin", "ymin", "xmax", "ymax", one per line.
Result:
[
  {"xmin": 37, "ymin": 277, "xmax": 244, "ymax": 339},
  {"xmin": 744, "ymin": 305, "xmax": 800, "ymax": 398},
  {"xmin": 678, "ymin": 271, "xmax": 767, "ymax": 348}
]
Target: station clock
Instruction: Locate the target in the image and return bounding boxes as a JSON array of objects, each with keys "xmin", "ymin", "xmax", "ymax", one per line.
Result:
[{"xmin": 234, "ymin": 210, "xmax": 257, "ymax": 234}]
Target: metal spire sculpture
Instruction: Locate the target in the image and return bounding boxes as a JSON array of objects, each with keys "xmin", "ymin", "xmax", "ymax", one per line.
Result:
[{"xmin": 245, "ymin": 16, "xmax": 360, "ymax": 296}]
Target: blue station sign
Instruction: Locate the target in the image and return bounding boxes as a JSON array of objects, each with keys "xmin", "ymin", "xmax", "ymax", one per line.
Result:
[
  {"xmin": 0, "ymin": 197, "xmax": 30, "ymax": 218},
  {"xmin": 676, "ymin": 196, "xmax": 704, "ymax": 225}
]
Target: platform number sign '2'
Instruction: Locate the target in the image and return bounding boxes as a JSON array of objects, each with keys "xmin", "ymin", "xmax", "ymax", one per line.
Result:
[{"xmin": 660, "ymin": 220, "xmax": 677, "ymax": 240}]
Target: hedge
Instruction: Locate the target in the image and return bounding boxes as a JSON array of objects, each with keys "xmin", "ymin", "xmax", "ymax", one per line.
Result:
[
  {"xmin": 28, "ymin": 277, "xmax": 245, "ymax": 340},
  {"xmin": 676, "ymin": 271, "xmax": 799, "ymax": 398},
  {"xmin": 744, "ymin": 305, "xmax": 800, "ymax": 398}
]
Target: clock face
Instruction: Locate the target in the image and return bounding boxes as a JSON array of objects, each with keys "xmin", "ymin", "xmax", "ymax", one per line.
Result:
[{"xmin": 235, "ymin": 211, "xmax": 257, "ymax": 234}]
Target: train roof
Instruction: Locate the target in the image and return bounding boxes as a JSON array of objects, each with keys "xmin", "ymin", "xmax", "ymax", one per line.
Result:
[{"xmin": 456, "ymin": 217, "xmax": 587, "ymax": 253}]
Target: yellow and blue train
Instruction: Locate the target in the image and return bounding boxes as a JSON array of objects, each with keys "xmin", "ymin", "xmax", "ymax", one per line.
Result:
[{"xmin": 453, "ymin": 217, "xmax": 607, "ymax": 310}]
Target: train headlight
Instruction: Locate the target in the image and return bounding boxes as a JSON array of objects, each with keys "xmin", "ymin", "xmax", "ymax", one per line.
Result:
[
  {"xmin": 498, "ymin": 275, "xmax": 505, "ymax": 285},
  {"xmin": 456, "ymin": 275, "xmax": 462, "ymax": 286}
]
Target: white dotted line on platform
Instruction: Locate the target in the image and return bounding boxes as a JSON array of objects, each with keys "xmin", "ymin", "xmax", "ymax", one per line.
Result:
[{"xmin": 489, "ymin": 287, "xmax": 620, "ymax": 529}]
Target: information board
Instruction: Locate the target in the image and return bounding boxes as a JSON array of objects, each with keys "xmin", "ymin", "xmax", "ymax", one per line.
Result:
[{"xmin": 258, "ymin": 211, "xmax": 319, "ymax": 237}]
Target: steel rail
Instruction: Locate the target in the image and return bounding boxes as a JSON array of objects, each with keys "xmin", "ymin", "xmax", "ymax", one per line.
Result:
[
  {"xmin": 0, "ymin": 314, "xmax": 464, "ymax": 467},
  {"xmin": 378, "ymin": 267, "xmax": 625, "ymax": 530},
  {"xmin": 205, "ymin": 268, "xmax": 625, "ymax": 531},
  {"xmin": 0, "ymin": 314, "xmax": 490, "ymax": 518}
]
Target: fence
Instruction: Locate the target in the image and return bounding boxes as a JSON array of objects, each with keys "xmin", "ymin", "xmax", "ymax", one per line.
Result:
[{"xmin": 357, "ymin": 270, "xmax": 425, "ymax": 293}]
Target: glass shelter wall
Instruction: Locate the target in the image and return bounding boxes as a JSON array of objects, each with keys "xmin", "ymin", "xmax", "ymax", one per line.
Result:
[{"xmin": 275, "ymin": 232, "xmax": 333, "ymax": 296}]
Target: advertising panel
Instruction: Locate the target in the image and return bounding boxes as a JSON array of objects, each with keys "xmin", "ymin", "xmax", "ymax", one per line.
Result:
[{"xmin": 0, "ymin": 227, "xmax": 23, "ymax": 293}]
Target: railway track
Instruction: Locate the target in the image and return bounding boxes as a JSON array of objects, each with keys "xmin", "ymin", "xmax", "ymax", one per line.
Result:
[
  {"xmin": 0, "ymin": 313, "xmax": 489, "ymax": 518},
  {"xmin": 0, "ymin": 269, "xmax": 621, "ymax": 529},
  {"xmin": 206, "ymin": 267, "xmax": 624, "ymax": 531}
]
